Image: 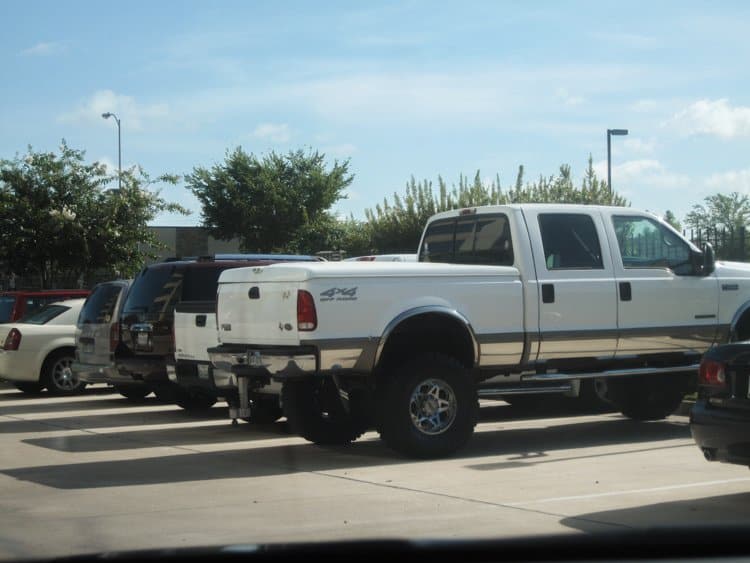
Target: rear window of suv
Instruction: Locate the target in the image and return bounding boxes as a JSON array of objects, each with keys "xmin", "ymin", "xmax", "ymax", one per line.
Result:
[
  {"xmin": 0, "ymin": 296, "xmax": 15, "ymax": 323},
  {"xmin": 79, "ymin": 284, "xmax": 124, "ymax": 325},
  {"xmin": 123, "ymin": 263, "xmax": 251, "ymax": 318}
]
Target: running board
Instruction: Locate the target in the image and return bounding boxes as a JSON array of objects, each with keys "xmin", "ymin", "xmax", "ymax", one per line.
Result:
[
  {"xmin": 478, "ymin": 384, "xmax": 573, "ymax": 398},
  {"xmin": 522, "ymin": 364, "xmax": 699, "ymax": 382}
]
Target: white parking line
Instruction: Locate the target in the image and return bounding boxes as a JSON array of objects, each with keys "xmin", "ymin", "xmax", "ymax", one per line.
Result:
[{"xmin": 507, "ymin": 477, "xmax": 750, "ymax": 505}]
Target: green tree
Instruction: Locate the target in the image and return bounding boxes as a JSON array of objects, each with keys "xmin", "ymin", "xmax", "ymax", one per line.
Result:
[
  {"xmin": 0, "ymin": 141, "xmax": 186, "ymax": 287},
  {"xmin": 187, "ymin": 148, "xmax": 352, "ymax": 252},
  {"xmin": 685, "ymin": 192, "xmax": 750, "ymax": 231},
  {"xmin": 363, "ymin": 155, "xmax": 628, "ymax": 253},
  {"xmin": 663, "ymin": 210, "xmax": 682, "ymax": 231}
]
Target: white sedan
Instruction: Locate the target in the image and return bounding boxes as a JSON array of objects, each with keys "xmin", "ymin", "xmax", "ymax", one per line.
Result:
[{"xmin": 0, "ymin": 298, "xmax": 86, "ymax": 395}]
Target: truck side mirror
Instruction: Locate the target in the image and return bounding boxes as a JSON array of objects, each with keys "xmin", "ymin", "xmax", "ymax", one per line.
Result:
[{"xmin": 701, "ymin": 242, "xmax": 716, "ymax": 276}]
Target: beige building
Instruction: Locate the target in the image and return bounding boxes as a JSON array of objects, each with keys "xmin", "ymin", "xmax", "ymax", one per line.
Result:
[{"xmin": 145, "ymin": 226, "xmax": 243, "ymax": 264}]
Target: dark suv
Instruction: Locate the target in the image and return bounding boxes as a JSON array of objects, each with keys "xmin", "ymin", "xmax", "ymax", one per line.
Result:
[{"xmin": 115, "ymin": 255, "xmax": 317, "ymax": 402}]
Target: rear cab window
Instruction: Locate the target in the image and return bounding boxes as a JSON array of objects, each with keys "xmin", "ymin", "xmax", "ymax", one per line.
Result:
[{"xmin": 419, "ymin": 213, "xmax": 514, "ymax": 266}]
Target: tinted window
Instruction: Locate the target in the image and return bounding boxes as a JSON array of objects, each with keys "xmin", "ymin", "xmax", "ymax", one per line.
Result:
[
  {"xmin": 420, "ymin": 214, "xmax": 513, "ymax": 266},
  {"xmin": 419, "ymin": 219, "xmax": 455, "ymax": 263},
  {"xmin": 79, "ymin": 284, "xmax": 123, "ymax": 326},
  {"xmin": 123, "ymin": 265, "xmax": 183, "ymax": 316},
  {"xmin": 0, "ymin": 296, "xmax": 15, "ymax": 323},
  {"xmin": 538, "ymin": 214, "xmax": 603, "ymax": 270},
  {"xmin": 20, "ymin": 304, "xmax": 69, "ymax": 325},
  {"xmin": 612, "ymin": 216, "xmax": 693, "ymax": 275},
  {"xmin": 182, "ymin": 266, "xmax": 232, "ymax": 301}
]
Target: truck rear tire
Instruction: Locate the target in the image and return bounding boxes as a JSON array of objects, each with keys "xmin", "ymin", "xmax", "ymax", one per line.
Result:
[
  {"xmin": 247, "ymin": 393, "xmax": 283, "ymax": 424},
  {"xmin": 282, "ymin": 379, "xmax": 368, "ymax": 445},
  {"xmin": 378, "ymin": 353, "xmax": 478, "ymax": 458},
  {"xmin": 607, "ymin": 374, "xmax": 688, "ymax": 421}
]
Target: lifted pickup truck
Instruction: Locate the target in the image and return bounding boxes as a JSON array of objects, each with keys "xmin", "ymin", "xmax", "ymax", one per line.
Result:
[{"xmin": 210, "ymin": 204, "xmax": 750, "ymax": 458}]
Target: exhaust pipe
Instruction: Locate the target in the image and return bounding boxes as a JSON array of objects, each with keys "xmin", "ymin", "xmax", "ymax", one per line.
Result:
[{"xmin": 703, "ymin": 448, "xmax": 717, "ymax": 461}]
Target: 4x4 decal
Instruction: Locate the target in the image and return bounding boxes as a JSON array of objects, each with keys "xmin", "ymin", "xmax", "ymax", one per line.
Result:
[{"xmin": 320, "ymin": 287, "xmax": 358, "ymax": 302}]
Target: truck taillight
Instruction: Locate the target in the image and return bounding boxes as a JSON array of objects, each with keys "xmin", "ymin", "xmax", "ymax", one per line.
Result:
[
  {"xmin": 297, "ymin": 290, "xmax": 317, "ymax": 331},
  {"xmin": 3, "ymin": 328, "xmax": 21, "ymax": 351},
  {"xmin": 699, "ymin": 358, "xmax": 727, "ymax": 387},
  {"xmin": 110, "ymin": 323, "xmax": 120, "ymax": 353}
]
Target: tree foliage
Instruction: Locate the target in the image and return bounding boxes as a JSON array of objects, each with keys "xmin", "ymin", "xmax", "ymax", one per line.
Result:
[
  {"xmin": 0, "ymin": 141, "xmax": 186, "ymax": 287},
  {"xmin": 364, "ymin": 155, "xmax": 628, "ymax": 253},
  {"xmin": 663, "ymin": 210, "xmax": 682, "ymax": 231},
  {"xmin": 685, "ymin": 192, "xmax": 750, "ymax": 231},
  {"xmin": 187, "ymin": 148, "xmax": 352, "ymax": 252}
]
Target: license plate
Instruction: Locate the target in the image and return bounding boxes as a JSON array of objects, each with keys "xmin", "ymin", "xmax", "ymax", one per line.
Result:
[
  {"xmin": 197, "ymin": 364, "xmax": 210, "ymax": 379},
  {"xmin": 82, "ymin": 342, "xmax": 94, "ymax": 354},
  {"xmin": 136, "ymin": 332, "xmax": 150, "ymax": 347}
]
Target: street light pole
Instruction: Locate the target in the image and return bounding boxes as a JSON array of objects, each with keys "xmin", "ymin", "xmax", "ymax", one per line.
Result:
[
  {"xmin": 606, "ymin": 128, "xmax": 628, "ymax": 198},
  {"xmin": 102, "ymin": 112, "xmax": 121, "ymax": 190}
]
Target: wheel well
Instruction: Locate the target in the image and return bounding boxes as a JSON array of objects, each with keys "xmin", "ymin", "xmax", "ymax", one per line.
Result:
[
  {"xmin": 40, "ymin": 346, "xmax": 76, "ymax": 377},
  {"xmin": 377, "ymin": 313, "xmax": 475, "ymax": 372},
  {"xmin": 732, "ymin": 310, "xmax": 750, "ymax": 342}
]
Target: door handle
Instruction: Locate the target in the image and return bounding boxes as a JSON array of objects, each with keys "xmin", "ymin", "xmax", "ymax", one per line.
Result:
[
  {"xmin": 542, "ymin": 283, "xmax": 555, "ymax": 304},
  {"xmin": 196, "ymin": 315, "xmax": 207, "ymax": 327},
  {"xmin": 619, "ymin": 282, "xmax": 632, "ymax": 302}
]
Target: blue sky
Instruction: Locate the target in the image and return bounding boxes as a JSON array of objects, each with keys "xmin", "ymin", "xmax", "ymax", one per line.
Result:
[{"xmin": 2, "ymin": 0, "xmax": 750, "ymax": 228}]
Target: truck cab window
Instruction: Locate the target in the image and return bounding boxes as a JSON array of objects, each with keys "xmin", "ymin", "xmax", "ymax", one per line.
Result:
[
  {"xmin": 613, "ymin": 216, "xmax": 693, "ymax": 275},
  {"xmin": 420, "ymin": 214, "xmax": 513, "ymax": 266},
  {"xmin": 538, "ymin": 214, "xmax": 603, "ymax": 270}
]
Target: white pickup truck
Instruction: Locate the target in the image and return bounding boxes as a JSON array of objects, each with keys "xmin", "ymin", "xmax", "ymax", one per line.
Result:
[{"xmin": 209, "ymin": 204, "xmax": 750, "ymax": 458}]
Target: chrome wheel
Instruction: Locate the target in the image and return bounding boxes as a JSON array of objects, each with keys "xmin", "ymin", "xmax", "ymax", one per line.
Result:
[
  {"xmin": 409, "ymin": 378, "xmax": 457, "ymax": 435},
  {"xmin": 50, "ymin": 357, "xmax": 79, "ymax": 392}
]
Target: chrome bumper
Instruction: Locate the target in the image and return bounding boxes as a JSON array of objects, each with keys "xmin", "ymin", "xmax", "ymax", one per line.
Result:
[{"xmin": 209, "ymin": 349, "xmax": 316, "ymax": 379}]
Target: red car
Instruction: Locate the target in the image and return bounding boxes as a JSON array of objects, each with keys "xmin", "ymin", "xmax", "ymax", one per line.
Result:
[{"xmin": 0, "ymin": 290, "xmax": 91, "ymax": 323}]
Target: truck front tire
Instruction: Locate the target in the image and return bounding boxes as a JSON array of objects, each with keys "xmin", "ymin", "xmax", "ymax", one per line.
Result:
[
  {"xmin": 606, "ymin": 374, "xmax": 688, "ymax": 421},
  {"xmin": 378, "ymin": 353, "xmax": 478, "ymax": 458},
  {"xmin": 282, "ymin": 379, "xmax": 368, "ymax": 445}
]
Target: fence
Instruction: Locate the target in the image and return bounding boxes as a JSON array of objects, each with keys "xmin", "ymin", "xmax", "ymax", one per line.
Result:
[{"xmin": 684, "ymin": 226, "xmax": 749, "ymax": 262}]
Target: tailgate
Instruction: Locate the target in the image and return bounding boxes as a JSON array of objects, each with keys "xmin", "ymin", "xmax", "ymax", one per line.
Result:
[
  {"xmin": 174, "ymin": 301, "xmax": 217, "ymax": 363},
  {"xmin": 217, "ymin": 281, "xmax": 300, "ymax": 346}
]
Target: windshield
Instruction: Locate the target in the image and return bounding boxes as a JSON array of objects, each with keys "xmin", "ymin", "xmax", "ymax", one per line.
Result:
[
  {"xmin": 3, "ymin": 1, "xmax": 750, "ymax": 561},
  {"xmin": 0, "ymin": 297, "xmax": 15, "ymax": 323},
  {"xmin": 17, "ymin": 304, "xmax": 69, "ymax": 325}
]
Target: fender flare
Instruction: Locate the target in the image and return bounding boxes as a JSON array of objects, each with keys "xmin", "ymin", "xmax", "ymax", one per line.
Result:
[
  {"xmin": 374, "ymin": 305, "xmax": 480, "ymax": 368},
  {"xmin": 729, "ymin": 300, "xmax": 750, "ymax": 342}
]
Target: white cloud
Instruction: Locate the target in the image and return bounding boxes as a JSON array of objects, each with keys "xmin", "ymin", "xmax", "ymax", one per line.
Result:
[
  {"xmin": 593, "ymin": 159, "xmax": 689, "ymax": 190},
  {"xmin": 251, "ymin": 123, "xmax": 291, "ymax": 143},
  {"xmin": 20, "ymin": 41, "xmax": 67, "ymax": 56},
  {"xmin": 622, "ymin": 137, "xmax": 656, "ymax": 155},
  {"xmin": 555, "ymin": 88, "xmax": 585, "ymax": 107},
  {"xmin": 667, "ymin": 99, "xmax": 750, "ymax": 139},
  {"xmin": 705, "ymin": 169, "xmax": 750, "ymax": 193},
  {"xmin": 57, "ymin": 90, "xmax": 169, "ymax": 131}
]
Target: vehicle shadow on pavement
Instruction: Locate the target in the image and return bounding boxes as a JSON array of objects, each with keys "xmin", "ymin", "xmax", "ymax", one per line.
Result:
[
  {"xmin": 560, "ymin": 492, "xmax": 750, "ymax": 530},
  {"xmin": 0, "ymin": 405, "xmax": 231, "ymax": 434},
  {"xmin": 3, "ymin": 418, "xmax": 691, "ymax": 490},
  {"xmin": 0, "ymin": 395, "xmax": 166, "ymax": 416},
  {"xmin": 22, "ymin": 421, "xmax": 291, "ymax": 452}
]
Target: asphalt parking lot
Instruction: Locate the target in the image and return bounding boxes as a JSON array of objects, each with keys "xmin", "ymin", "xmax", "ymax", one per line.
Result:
[{"xmin": 1, "ymin": 384, "xmax": 750, "ymax": 560}]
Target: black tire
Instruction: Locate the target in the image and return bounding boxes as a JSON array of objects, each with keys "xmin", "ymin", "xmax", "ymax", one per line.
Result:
[
  {"xmin": 14, "ymin": 381, "xmax": 44, "ymax": 395},
  {"xmin": 115, "ymin": 384, "xmax": 151, "ymax": 401},
  {"xmin": 378, "ymin": 353, "xmax": 478, "ymax": 459},
  {"xmin": 248, "ymin": 393, "xmax": 283, "ymax": 424},
  {"xmin": 151, "ymin": 383, "xmax": 178, "ymax": 404},
  {"xmin": 607, "ymin": 374, "xmax": 688, "ymax": 421},
  {"xmin": 42, "ymin": 350, "xmax": 86, "ymax": 395},
  {"xmin": 282, "ymin": 378, "xmax": 368, "ymax": 445},
  {"xmin": 174, "ymin": 387, "xmax": 217, "ymax": 411}
]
